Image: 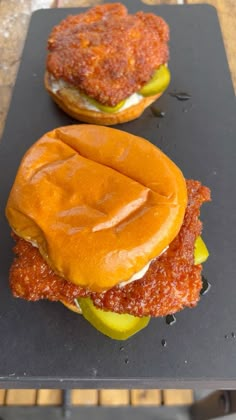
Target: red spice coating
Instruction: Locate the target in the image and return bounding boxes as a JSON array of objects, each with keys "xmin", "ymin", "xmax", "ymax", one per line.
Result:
[
  {"xmin": 10, "ymin": 237, "xmax": 90, "ymax": 303},
  {"xmin": 46, "ymin": 3, "xmax": 169, "ymax": 106},
  {"xmin": 10, "ymin": 180, "xmax": 210, "ymax": 317}
]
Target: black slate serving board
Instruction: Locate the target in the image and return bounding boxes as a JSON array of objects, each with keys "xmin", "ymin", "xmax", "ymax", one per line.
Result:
[{"xmin": 0, "ymin": 2, "xmax": 236, "ymax": 388}]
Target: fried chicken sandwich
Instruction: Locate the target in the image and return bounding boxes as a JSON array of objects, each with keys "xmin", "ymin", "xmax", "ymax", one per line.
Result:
[
  {"xmin": 45, "ymin": 3, "xmax": 171, "ymax": 125},
  {"xmin": 6, "ymin": 125, "xmax": 210, "ymax": 339}
]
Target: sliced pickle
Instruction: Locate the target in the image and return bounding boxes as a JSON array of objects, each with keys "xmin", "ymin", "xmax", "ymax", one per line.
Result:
[
  {"xmin": 139, "ymin": 65, "xmax": 171, "ymax": 97},
  {"xmin": 77, "ymin": 297, "xmax": 150, "ymax": 340},
  {"xmin": 194, "ymin": 236, "xmax": 209, "ymax": 265},
  {"xmin": 85, "ymin": 95, "xmax": 126, "ymax": 113}
]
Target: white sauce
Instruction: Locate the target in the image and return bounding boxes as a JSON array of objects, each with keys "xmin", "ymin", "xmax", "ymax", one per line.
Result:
[
  {"xmin": 12, "ymin": 229, "xmax": 39, "ymax": 248},
  {"xmin": 118, "ymin": 259, "xmax": 153, "ymax": 288},
  {"xmin": 74, "ymin": 299, "xmax": 82, "ymax": 312},
  {"xmin": 119, "ymin": 92, "xmax": 143, "ymax": 111},
  {"xmin": 28, "ymin": 239, "xmax": 40, "ymax": 248},
  {"xmin": 50, "ymin": 78, "xmax": 67, "ymax": 94},
  {"xmin": 50, "ymin": 77, "xmax": 143, "ymax": 113},
  {"xmin": 118, "ymin": 246, "xmax": 169, "ymax": 288}
]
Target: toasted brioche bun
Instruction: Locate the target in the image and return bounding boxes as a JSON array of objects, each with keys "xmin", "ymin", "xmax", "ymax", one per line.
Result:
[
  {"xmin": 44, "ymin": 71, "xmax": 162, "ymax": 125},
  {"xmin": 61, "ymin": 300, "xmax": 81, "ymax": 314},
  {"xmin": 6, "ymin": 125, "xmax": 187, "ymax": 292}
]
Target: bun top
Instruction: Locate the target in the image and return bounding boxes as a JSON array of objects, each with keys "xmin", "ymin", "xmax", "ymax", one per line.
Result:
[{"xmin": 6, "ymin": 125, "xmax": 187, "ymax": 292}]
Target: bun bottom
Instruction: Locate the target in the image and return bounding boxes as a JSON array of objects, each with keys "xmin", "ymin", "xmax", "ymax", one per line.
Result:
[
  {"xmin": 44, "ymin": 71, "xmax": 162, "ymax": 125},
  {"xmin": 61, "ymin": 300, "xmax": 82, "ymax": 314}
]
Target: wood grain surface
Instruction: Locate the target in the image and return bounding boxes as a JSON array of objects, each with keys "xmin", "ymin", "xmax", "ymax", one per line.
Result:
[
  {"xmin": 5, "ymin": 390, "xmax": 37, "ymax": 406},
  {"xmin": 71, "ymin": 389, "xmax": 98, "ymax": 405},
  {"xmin": 163, "ymin": 389, "xmax": 194, "ymax": 405},
  {"xmin": 0, "ymin": 390, "xmax": 6, "ymax": 405},
  {"xmin": 99, "ymin": 390, "xmax": 130, "ymax": 406},
  {"xmin": 0, "ymin": 388, "xmax": 194, "ymax": 406},
  {"xmin": 131, "ymin": 389, "xmax": 162, "ymax": 405},
  {"xmin": 37, "ymin": 389, "xmax": 62, "ymax": 405}
]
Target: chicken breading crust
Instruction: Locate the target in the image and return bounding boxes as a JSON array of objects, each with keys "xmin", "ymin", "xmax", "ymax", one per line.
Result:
[{"xmin": 46, "ymin": 3, "xmax": 169, "ymax": 106}]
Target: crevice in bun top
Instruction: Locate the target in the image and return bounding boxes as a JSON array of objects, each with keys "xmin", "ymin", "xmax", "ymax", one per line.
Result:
[{"xmin": 6, "ymin": 125, "xmax": 187, "ymax": 292}]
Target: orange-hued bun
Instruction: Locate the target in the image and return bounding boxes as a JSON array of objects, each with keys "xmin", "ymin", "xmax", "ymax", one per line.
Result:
[
  {"xmin": 6, "ymin": 125, "xmax": 187, "ymax": 292},
  {"xmin": 44, "ymin": 71, "xmax": 162, "ymax": 125}
]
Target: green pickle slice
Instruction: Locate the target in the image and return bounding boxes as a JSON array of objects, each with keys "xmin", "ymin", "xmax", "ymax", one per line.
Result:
[
  {"xmin": 139, "ymin": 65, "xmax": 171, "ymax": 97},
  {"xmin": 194, "ymin": 236, "xmax": 209, "ymax": 265},
  {"xmin": 83, "ymin": 65, "xmax": 170, "ymax": 111},
  {"xmin": 78, "ymin": 297, "xmax": 150, "ymax": 341},
  {"xmin": 85, "ymin": 96, "xmax": 126, "ymax": 113},
  {"xmin": 78, "ymin": 236, "xmax": 209, "ymax": 340}
]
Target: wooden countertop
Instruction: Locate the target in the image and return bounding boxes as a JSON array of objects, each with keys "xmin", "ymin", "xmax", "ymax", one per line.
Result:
[{"xmin": 0, "ymin": 0, "xmax": 235, "ymax": 140}]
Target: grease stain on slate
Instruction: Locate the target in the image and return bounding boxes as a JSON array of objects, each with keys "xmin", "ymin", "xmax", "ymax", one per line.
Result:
[{"xmin": 169, "ymin": 92, "xmax": 192, "ymax": 101}]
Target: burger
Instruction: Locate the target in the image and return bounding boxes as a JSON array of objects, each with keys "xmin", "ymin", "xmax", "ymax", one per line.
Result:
[
  {"xmin": 6, "ymin": 125, "xmax": 210, "ymax": 340},
  {"xmin": 45, "ymin": 3, "xmax": 170, "ymax": 125}
]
